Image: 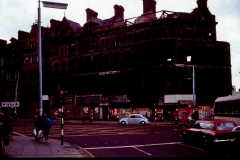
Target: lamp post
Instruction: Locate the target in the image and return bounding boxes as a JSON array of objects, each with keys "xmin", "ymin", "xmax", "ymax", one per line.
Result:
[
  {"xmin": 37, "ymin": 0, "xmax": 68, "ymax": 117},
  {"xmin": 14, "ymin": 79, "xmax": 18, "ymax": 115},
  {"xmin": 175, "ymin": 64, "xmax": 195, "ymax": 110}
]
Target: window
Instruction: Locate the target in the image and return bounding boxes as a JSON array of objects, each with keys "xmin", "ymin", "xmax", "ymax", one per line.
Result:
[
  {"xmin": 102, "ymin": 39, "xmax": 105, "ymax": 49},
  {"xmin": 32, "ymin": 55, "xmax": 35, "ymax": 63},
  {"xmin": 54, "ymin": 63, "xmax": 58, "ymax": 73},
  {"xmin": 135, "ymin": 115, "xmax": 142, "ymax": 118},
  {"xmin": 0, "ymin": 57, "xmax": 3, "ymax": 66},
  {"xmin": 187, "ymin": 56, "xmax": 191, "ymax": 62},
  {"xmin": 192, "ymin": 122, "xmax": 200, "ymax": 128},
  {"xmin": 199, "ymin": 123, "xmax": 212, "ymax": 130},
  {"xmin": 216, "ymin": 122, "xmax": 236, "ymax": 131}
]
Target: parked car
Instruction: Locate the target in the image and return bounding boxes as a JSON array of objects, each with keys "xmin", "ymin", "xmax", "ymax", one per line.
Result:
[
  {"xmin": 180, "ymin": 119, "xmax": 238, "ymax": 151},
  {"xmin": 119, "ymin": 114, "xmax": 150, "ymax": 126}
]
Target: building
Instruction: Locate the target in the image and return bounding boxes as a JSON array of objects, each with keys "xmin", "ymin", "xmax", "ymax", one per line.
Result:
[{"xmin": 0, "ymin": 0, "xmax": 232, "ymax": 121}]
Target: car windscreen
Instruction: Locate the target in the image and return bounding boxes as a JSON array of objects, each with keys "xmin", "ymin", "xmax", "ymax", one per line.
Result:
[
  {"xmin": 216, "ymin": 122, "xmax": 237, "ymax": 131},
  {"xmin": 199, "ymin": 123, "xmax": 213, "ymax": 130}
]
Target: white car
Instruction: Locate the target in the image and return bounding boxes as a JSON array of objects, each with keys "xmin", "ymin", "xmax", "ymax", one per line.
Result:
[{"xmin": 119, "ymin": 114, "xmax": 150, "ymax": 126}]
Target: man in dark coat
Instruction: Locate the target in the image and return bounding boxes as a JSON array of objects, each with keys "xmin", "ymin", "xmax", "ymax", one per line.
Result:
[
  {"xmin": 34, "ymin": 115, "xmax": 43, "ymax": 141},
  {"xmin": 0, "ymin": 113, "xmax": 7, "ymax": 151}
]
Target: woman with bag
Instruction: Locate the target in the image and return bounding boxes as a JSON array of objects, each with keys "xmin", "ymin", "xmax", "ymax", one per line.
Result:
[{"xmin": 42, "ymin": 114, "xmax": 52, "ymax": 142}]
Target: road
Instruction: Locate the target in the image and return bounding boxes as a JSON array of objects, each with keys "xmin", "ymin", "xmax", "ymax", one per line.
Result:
[{"xmin": 11, "ymin": 119, "xmax": 233, "ymax": 158}]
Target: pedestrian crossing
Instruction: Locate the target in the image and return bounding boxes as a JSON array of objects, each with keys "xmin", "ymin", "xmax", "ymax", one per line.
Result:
[{"xmin": 13, "ymin": 122, "xmax": 151, "ymax": 138}]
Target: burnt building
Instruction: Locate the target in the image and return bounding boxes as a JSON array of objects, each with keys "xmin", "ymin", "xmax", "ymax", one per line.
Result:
[{"xmin": 0, "ymin": 0, "xmax": 232, "ymax": 120}]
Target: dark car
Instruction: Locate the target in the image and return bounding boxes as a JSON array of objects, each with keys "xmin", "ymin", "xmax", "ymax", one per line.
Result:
[{"xmin": 180, "ymin": 119, "xmax": 238, "ymax": 151}]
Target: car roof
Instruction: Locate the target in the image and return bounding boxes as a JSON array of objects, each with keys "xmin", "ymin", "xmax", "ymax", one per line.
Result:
[
  {"xmin": 196, "ymin": 119, "xmax": 235, "ymax": 124},
  {"xmin": 131, "ymin": 113, "xmax": 141, "ymax": 115}
]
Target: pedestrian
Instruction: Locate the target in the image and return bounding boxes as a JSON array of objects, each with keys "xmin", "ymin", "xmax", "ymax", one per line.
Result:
[
  {"xmin": 2, "ymin": 112, "xmax": 14, "ymax": 146},
  {"xmin": 0, "ymin": 113, "xmax": 6, "ymax": 151},
  {"xmin": 34, "ymin": 115, "xmax": 43, "ymax": 141},
  {"xmin": 5, "ymin": 112, "xmax": 14, "ymax": 138},
  {"xmin": 42, "ymin": 114, "xmax": 52, "ymax": 142},
  {"xmin": 173, "ymin": 110, "xmax": 179, "ymax": 124},
  {"xmin": 192, "ymin": 110, "xmax": 199, "ymax": 121},
  {"xmin": 145, "ymin": 112, "xmax": 149, "ymax": 120}
]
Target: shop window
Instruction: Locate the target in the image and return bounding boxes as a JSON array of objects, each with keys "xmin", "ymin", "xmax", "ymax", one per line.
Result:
[
  {"xmin": 62, "ymin": 61, "xmax": 67, "ymax": 72},
  {"xmin": 102, "ymin": 39, "xmax": 105, "ymax": 49},
  {"xmin": 54, "ymin": 63, "xmax": 58, "ymax": 73}
]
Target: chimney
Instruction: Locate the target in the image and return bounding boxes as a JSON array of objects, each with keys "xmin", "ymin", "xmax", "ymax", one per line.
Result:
[
  {"xmin": 18, "ymin": 30, "xmax": 29, "ymax": 41},
  {"xmin": 197, "ymin": 0, "xmax": 208, "ymax": 8},
  {"xmin": 0, "ymin": 39, "xmax": 7, "ymax": 46},
  {"xmin": 114, "ymin": 5, "xmax": 124, "ymax": 19},
  {"xmin": 86, "ymin": 8, "xmax": 98, "ymax": 22},
  {"xmin": 143, "ymin": 0, "xmax": 156, "ymax": 14}
]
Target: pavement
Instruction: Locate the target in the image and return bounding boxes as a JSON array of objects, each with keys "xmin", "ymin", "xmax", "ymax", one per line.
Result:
[
  {"xmin": 0, "ymin": 136, "xmax": 93, "ymax": 158},
  {"xmin": 0, "ymin": 116, "xmax": 239, "ymax": 158}
]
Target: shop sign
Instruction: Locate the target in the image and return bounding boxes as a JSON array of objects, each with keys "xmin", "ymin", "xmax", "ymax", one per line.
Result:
[
  {"xmin": 110, "ymin": 95, "xmax": 130, "ymax": 103},
  {"xmin": 178, "ymin": 100, "xmax": 193, "ymax": 105},
  {"xmin": 99, "ymin": 96, "xmax": 109, "ymax": 104},
  {"xmin": 178, "ymin": 107, "xmax": 193, "ymax": 121},
  {"xmin": 1, "ymin": 102, "xmax": 20, "ymax": 107},
  {"xmin": 198, "ymin": 106, "xmax": 214, "ymax": 120},
  {"xmin": 155, "ymin": 108, "xmax": 163, "ymax": 114}
]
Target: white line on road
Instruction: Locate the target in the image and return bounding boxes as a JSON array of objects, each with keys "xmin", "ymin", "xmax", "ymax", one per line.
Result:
[
  {"xmin": 132, "ymin": 147, "xmax": 152, "ymax": 155},
  {"xmin": 84, "ymin": 142, "xmax": 182, "ymax": 150}
]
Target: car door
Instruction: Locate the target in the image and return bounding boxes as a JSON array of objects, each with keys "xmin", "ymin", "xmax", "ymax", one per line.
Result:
[
  {"xmin": 128, "ymin": 115, "xmax": 136, "ymax": 125},
  {"xmin": 135, "ymin": 115, "xmax": 142, "ymax": 124},
  {"xmin": 188, "ymin": 122, "xmax": 200, "ymax": 142}
]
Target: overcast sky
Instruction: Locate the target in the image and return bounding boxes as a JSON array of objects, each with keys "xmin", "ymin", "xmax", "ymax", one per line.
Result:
[{"xmin": 0, "ymin": 0, "xmax": 239, "ymax": 91}]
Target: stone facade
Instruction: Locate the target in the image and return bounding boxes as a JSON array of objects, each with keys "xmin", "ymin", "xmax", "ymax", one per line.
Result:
[{"xmin": 0, "ymin": 0, "xmax": 232, "ymax": 120}]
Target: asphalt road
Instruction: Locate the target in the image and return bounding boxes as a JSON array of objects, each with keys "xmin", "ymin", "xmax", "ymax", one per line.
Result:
[{"xmin": 10, "ymin": 120, "xmax": 221, "ymax": 158}]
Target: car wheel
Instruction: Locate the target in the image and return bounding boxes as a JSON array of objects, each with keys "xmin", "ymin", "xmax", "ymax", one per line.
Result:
[
  {"xmin": 121, "ymin": 121, "xmax": 126, "ymax": 126},
  {"xmin": 182, "ymin": 134, "xmax": 188, "ymax": 144},
  {"xmin": 140, "ymin": 121, "xmax": 146, "ymax": 126},
  {"xmin": 203, "ymin": 138, "xmax": 212, "ymax": 151}
]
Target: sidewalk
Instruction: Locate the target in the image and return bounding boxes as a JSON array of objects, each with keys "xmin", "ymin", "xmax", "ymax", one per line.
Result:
[{"xmin": 0, "ymin": 136, "xmax": 93, "ymax": 158}]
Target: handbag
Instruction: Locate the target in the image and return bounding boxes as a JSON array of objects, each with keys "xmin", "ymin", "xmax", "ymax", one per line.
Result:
[
  {"xmin": 38, "ymin": 130, "xmax": 43, "ymax": 138},
  {"xmin": 33, "ymin": 129, "xmax": 37, "ymax": 136}
]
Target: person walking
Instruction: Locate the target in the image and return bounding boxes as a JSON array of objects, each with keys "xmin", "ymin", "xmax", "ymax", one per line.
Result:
[
  {"xmin": 42, "ymin": 114, "xmax": 52, "ymax": 142},
  {"xmin": 2, "ymin": 112, "xmax": 14, "ymax": 146},
  {"xmin": 34, "ymin": 115, "xmax": 43, "ymax": 141},
  {"xmin": 5, "ymin": 112, "xmax": 14, "ymax": 138},
  {"xmin": 0, "ymin": 113, "xmax": 7, "ymax": 151},
  {"xmin": 173, "ymin": 110, "xmax": 179, "ymax": 125}
]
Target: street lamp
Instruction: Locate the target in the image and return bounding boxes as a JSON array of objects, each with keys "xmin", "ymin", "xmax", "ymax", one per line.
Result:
[
  {"xmin": 37, "ymin": 0, "xmax": 68, "ymax": 117},
  {"xmin": 175, "ymin": 63, "xmax": 195, "ymax": 110},
  {"xmin": 14, "ymin": 79, "xmax": 18, "ymax": 115}
]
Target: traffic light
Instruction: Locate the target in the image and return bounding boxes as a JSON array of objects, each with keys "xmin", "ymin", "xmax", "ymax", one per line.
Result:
[{"xmin": 59, "ymin": 89, "xmax": 65, "ymax": 106}]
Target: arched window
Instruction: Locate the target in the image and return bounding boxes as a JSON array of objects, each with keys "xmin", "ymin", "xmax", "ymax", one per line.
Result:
[{"xmin": 54, "ymin": 62, "xmax": 58, "ymax": 73}]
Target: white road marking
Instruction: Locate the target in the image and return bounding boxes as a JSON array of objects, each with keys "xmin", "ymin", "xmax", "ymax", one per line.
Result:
[
  {"xmin": 133, "ymin": 147, "xmax": 152, "ymax": 155},
  {"xmin": 84, "ymin": 142, "xmax": 182, "ymax": 150}
]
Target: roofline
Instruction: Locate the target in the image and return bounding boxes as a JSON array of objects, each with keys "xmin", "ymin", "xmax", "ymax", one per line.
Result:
[{"xmin": 215, "ymin": 94, "xmax": 240, "ymax": 102}]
